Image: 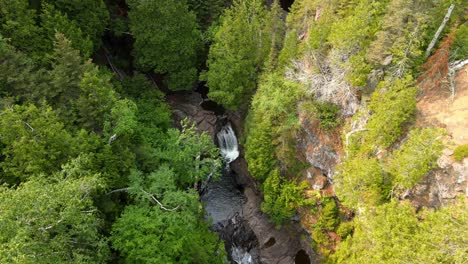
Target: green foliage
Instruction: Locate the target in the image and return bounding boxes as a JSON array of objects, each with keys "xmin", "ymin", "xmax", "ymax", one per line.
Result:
[
  {"xmin": 307, "ymin": 2, "xmax": 336, "ymax": 51},
  {"xmin": 0, "ymin": 104, "xmax": 87, "ymax": 182},
  {"xmin": 367, "ymin": 0, "xmax": 431, "ymax": 75},
  {"xmin": 316, "ymin": 198, "xmax": 339, "ymax": 230},
  {"xmin": 0, "ymin": 0, "xmax": 48, "ymax": 59},
  {"xmin": 251, "ymin": 73, "xmax": 303, "ymax": 116},
  {"xmin": 453, "ymin": 144, "xmax": 468, "ymax": 161},
  {"xmin": 0, "ymin": 0, "xmax": 107, "ymax": 60},
  {"xmin": 327, "ymin": 0, "xmax": 387, "ymax": 86},
  {"xmin": 43, "ymin": 0, "xmax": 109, "ymax": 46},
  {"xmin": 186, "ymin": 0, "xmax": 227, "ymax": 29},
  {"xmin": 1, "ymin": 3, "xmax": 230, "ymax": 263},
  {"xmin": 334, "ymin": 157, "xmax": 385, "ymax": 209},
  {"xmin": 154, "ymin": 122, "xmax": 221, "ymax": 187},
  {"xmin": 245, "ymin": 119, "xmax": 277, "ymax": 181},
  {"xmin": 336, "ymin": 221, "xmax": 353, "ymax": 239},
  {"xmin": 202, "ymin": 0, "xmax": 271, "ymax": 109},
  {"xmin": 75, "ymin": 67, "xmax": 118, "ymax": 132},
  {"xmin": 333, "ymin": 200, "xmax": 418, "ymax": 263},
  {"xmin": 261, "ymin": 169, "xmax": 308, "ymax": 226},
  {"xmin": 0, "ymin": 176, "xmax": 109, "ymax": 263},
  {"xmin": 119, "ymin": 74, "xmax": 172, "ymax": 146},
  {"xmin": 0, "ymin": 36, "xmax": 47, "ymax": 100},
  {"xmin": 45, "ymin": 33, "xmax": 89, "ymax": 116},
  {"xmin": 452, "ymin": 24, "xmax": 468, "ymax": 60},
  {"xmin": 264, "ymin": 0, "xmax": 286, "ymax": 71},
  {"xmin": 128, "ymin": 0, "xmax": 201, "ymax": 91},
  {"xmin": 40, "ymin": 4, "xmax": 94, "ymax": 57},
  {"xmin": 363, "ymin": 76, "xmax": 417, "ymax": 152},
  {"xmin": 415, "ymin": 197, "xmax": 468, "ymax": 263},
  {"xmin": 104, "ymin": 99, "xmax": 138, "ymax": 139},
  {"xmin": 111, "ymin": 204, "xmax": 224, "ymax": 264},
  {"xmin": 245, "ymin": 73, "xmax": 303, "ymax": 180},
  {"xmin": 303, "ymin": 101, "xmax": 340, "ymax": 130},
  {"xmin": 333, "ymin": 199, "xmax": 468, "ymax": 263},
  {"xmin": 277, "ymin": 29, "xmax": 299, "ymax": 70},
  {"xmin": 367, "ymin": 78, "xmax": 417, "ymax": 143},
  {"xmin": 387, "ymin": 128, "xmax": 445, "ymax": 189},
  {"xmin": 111, "ymin": 119, "xmax": 225, "ymax": 262}
]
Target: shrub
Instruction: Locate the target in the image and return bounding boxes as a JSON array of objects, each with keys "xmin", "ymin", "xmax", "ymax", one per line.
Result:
[
  {"xmin": 316, "ymin": 197, "xmax": 339, "ymax": 231},
  {"xmin": 302, "ymin": 101, "xmax": 340, "ymax": 130},
  {"xmin": 336, "ymin": 221, "xmax": 354, "ymax": 239},
  {"xmin": 366, "ymin": 75, "xmax": 417, "ymax": 150},
  {"xmin": 334, "ymin": 157, "xmax": 385, "ymax": 209},
  {"xmin": 314, "ymin": 102, "xmax": 341, "ymax": 130},
  {"xmin": 261, "ymin": 169, "xmax": 308, "ymax": 226},
  {"xmin": 387, "ymin": 128, "xmax": 445, "ymax": 189},
  {"xmin": 453, "ymin": 144, "xmax": 468, "ymax": 161}
]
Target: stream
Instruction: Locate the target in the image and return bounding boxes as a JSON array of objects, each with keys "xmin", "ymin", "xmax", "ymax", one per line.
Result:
[
  {"xmin": 201, "ymin": 123, "xmax": 258, "ymax": 264},
  {"xmin": 167, "ymin": 90, "xmax": 315, "ymax": 264}
]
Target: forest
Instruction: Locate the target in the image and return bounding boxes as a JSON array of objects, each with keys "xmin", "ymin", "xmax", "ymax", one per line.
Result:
[{"xmin": 0, "ymin": 0, "xmax": 466, "ymax": 263}]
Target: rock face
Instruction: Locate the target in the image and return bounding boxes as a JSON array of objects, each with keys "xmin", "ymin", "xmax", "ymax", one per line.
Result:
[
  {"xmin": 241, "ymin": 186, "xmax": 317, "ymax": 264},
  {"xmin": 406, "ymin": 150, "xmax": 467, "ymax": 208},
  {"xmin": 214, "ymin": 214, "xmax": 260, "ymax": 263},
  {"xmin": 409, "ymin": 64, "xmax": 468, "ymax": 207},
  {"xmin": 298, "ymin": 112, "xmax": 341, "ymax": 180},
  {"xmin": 228, "ymin": 113, "xmax": 318, "ymax": 264},
  {"xmin": 167, "ymin": 92, "xmax": 218, "ymax": 138},
  {"xmin": 167, "ymin": 95, "xmax": 317, "ymax": 263}
]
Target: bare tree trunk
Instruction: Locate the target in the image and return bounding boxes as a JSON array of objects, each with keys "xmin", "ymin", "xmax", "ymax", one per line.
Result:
[
  {"xmin": 425, "ymin": 4, "xmax": 455, "ymax": 58},
  {"xmin": 103, "ymin": 47, "xmax": 125, "ymax": 81},
  {"xmin": 448, "ymin": 59, "xmax": 468, "ymax": 100}
]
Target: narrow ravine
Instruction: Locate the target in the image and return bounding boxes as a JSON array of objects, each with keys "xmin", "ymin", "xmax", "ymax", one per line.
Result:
[{"xmin": 166, "ymin": 89, "xmax": 317, "ymax": 263}]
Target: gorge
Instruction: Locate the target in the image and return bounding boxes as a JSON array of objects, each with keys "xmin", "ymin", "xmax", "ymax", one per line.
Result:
[
  {"xmin": 0, "ymin": 0, "xmax": 466, "ymax": 263},
  {"xmin": 168, "ymin": 90, "xmax": 316, "ymax": 263}
]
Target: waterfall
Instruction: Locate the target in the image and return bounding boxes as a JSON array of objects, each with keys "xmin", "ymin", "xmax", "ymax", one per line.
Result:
[
  {"xmin": 217, "ymin": 124, "xmax": 239, "ymax": 163},
  {"xmin": 231, "ymin": 247, "xmax": 254, "ymax": 264}
]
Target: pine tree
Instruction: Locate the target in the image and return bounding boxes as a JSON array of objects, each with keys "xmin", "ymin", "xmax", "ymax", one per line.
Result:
[
  {"xmin": 202, "ymin": 0, "xmax": 271, "ymax": 109},
  {"xmin": 128, "ymin": 0, "xmax": 201, "ymax": 91}
]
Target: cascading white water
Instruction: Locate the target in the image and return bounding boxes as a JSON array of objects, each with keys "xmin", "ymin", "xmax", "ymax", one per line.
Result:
[
  {"xmin": 231, "ymin": 247, "xmax": 254, "ymax": 264},
  {"xmin": 217, "ymin": 124, "xmax": 239, "ymax": 163}
]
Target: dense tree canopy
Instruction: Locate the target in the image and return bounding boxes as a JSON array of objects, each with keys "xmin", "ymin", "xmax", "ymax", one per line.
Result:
[
  {"xmin": 128, "ymin": 0, "xmax": 201, "ymax": 91},
  {"xmin": 334, "ymin": 199, "xmax": 467, "ymax": 263},
  {"xmin": 0, "ymin": 175, "xmax": 109, "ymax": 263},
  {"xmin": 0, "ymin": 0, "xmax": 466, "ymax": 262},
  {"xmin": 0, "ymin": 0, "xmax": 107, "ymax": 59},
  {"xmin": 202, "ymin": 0, "xmax": 271, "ymax": 109}
]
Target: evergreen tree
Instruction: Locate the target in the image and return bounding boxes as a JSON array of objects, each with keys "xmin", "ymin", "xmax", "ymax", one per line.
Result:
[
  {"xmin": 261, "ymin": 169, "xmax": 308, "ymax": 226},
  {"xmin": 0, "ymin": 36, "xmax": 47, "ymax": 102},
  {"xmin": 0, "ymin": 175, "xmax": 109, "ymax": 263},
  {"xmin": 202, "ymin": 0, "xmax": 270, "ymax": 109},
  {"xmin": 186, "ymin": 0, "xmax": 227, "ymax": 29},
  {"xmin": 334, "ymin": 199, "xmax": 468, "ymax": 263},
  {"xmin": 40, "ymin": 4, "xmax": 94, "ymax": 57},
  {"xmin": 387, "ymin": 128, "xmax": 445, "ymax": 189},
  {"xmin": 43, "ymin": 0, "xmax": 109, "ymax": 47},
  {"xmin": 0, "ymin": 0, "xmax": 48, "ymax": 59},
  {"xmin": 0, "ymin": 104, "xmax": 88, "ymax": 183},
  {"xmin": 128, "ymin": 0, "xmax": 201, "ymax": 91}
]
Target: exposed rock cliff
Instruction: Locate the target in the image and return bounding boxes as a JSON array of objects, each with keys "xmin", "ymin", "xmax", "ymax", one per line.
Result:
[{"xmin": 407, "ymin": 64, "xmax": 468, "ymax": 207}]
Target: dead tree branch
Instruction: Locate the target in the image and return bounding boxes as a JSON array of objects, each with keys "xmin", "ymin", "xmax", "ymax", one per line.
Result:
[
  {"xmin": 140, "ymin": 189, "xmax": 180, "ymax": 212},
  {"xmin": 448, "ymin": 59, "xmax": 468, "ymax": 100},
  {"xmin": 105, "ymin": 187, "xmax": 180, "ymax": 211},
  {"xmin": 23, "ymin": 122, "xmax": 34, "ymax": 132},
  {"xmin": 105, "ymin": 187, "xmax": 131, "ymax": 195},
  {"xmin": 425, "ymin": 4, "xmax": 455, "ymax": 58}
]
